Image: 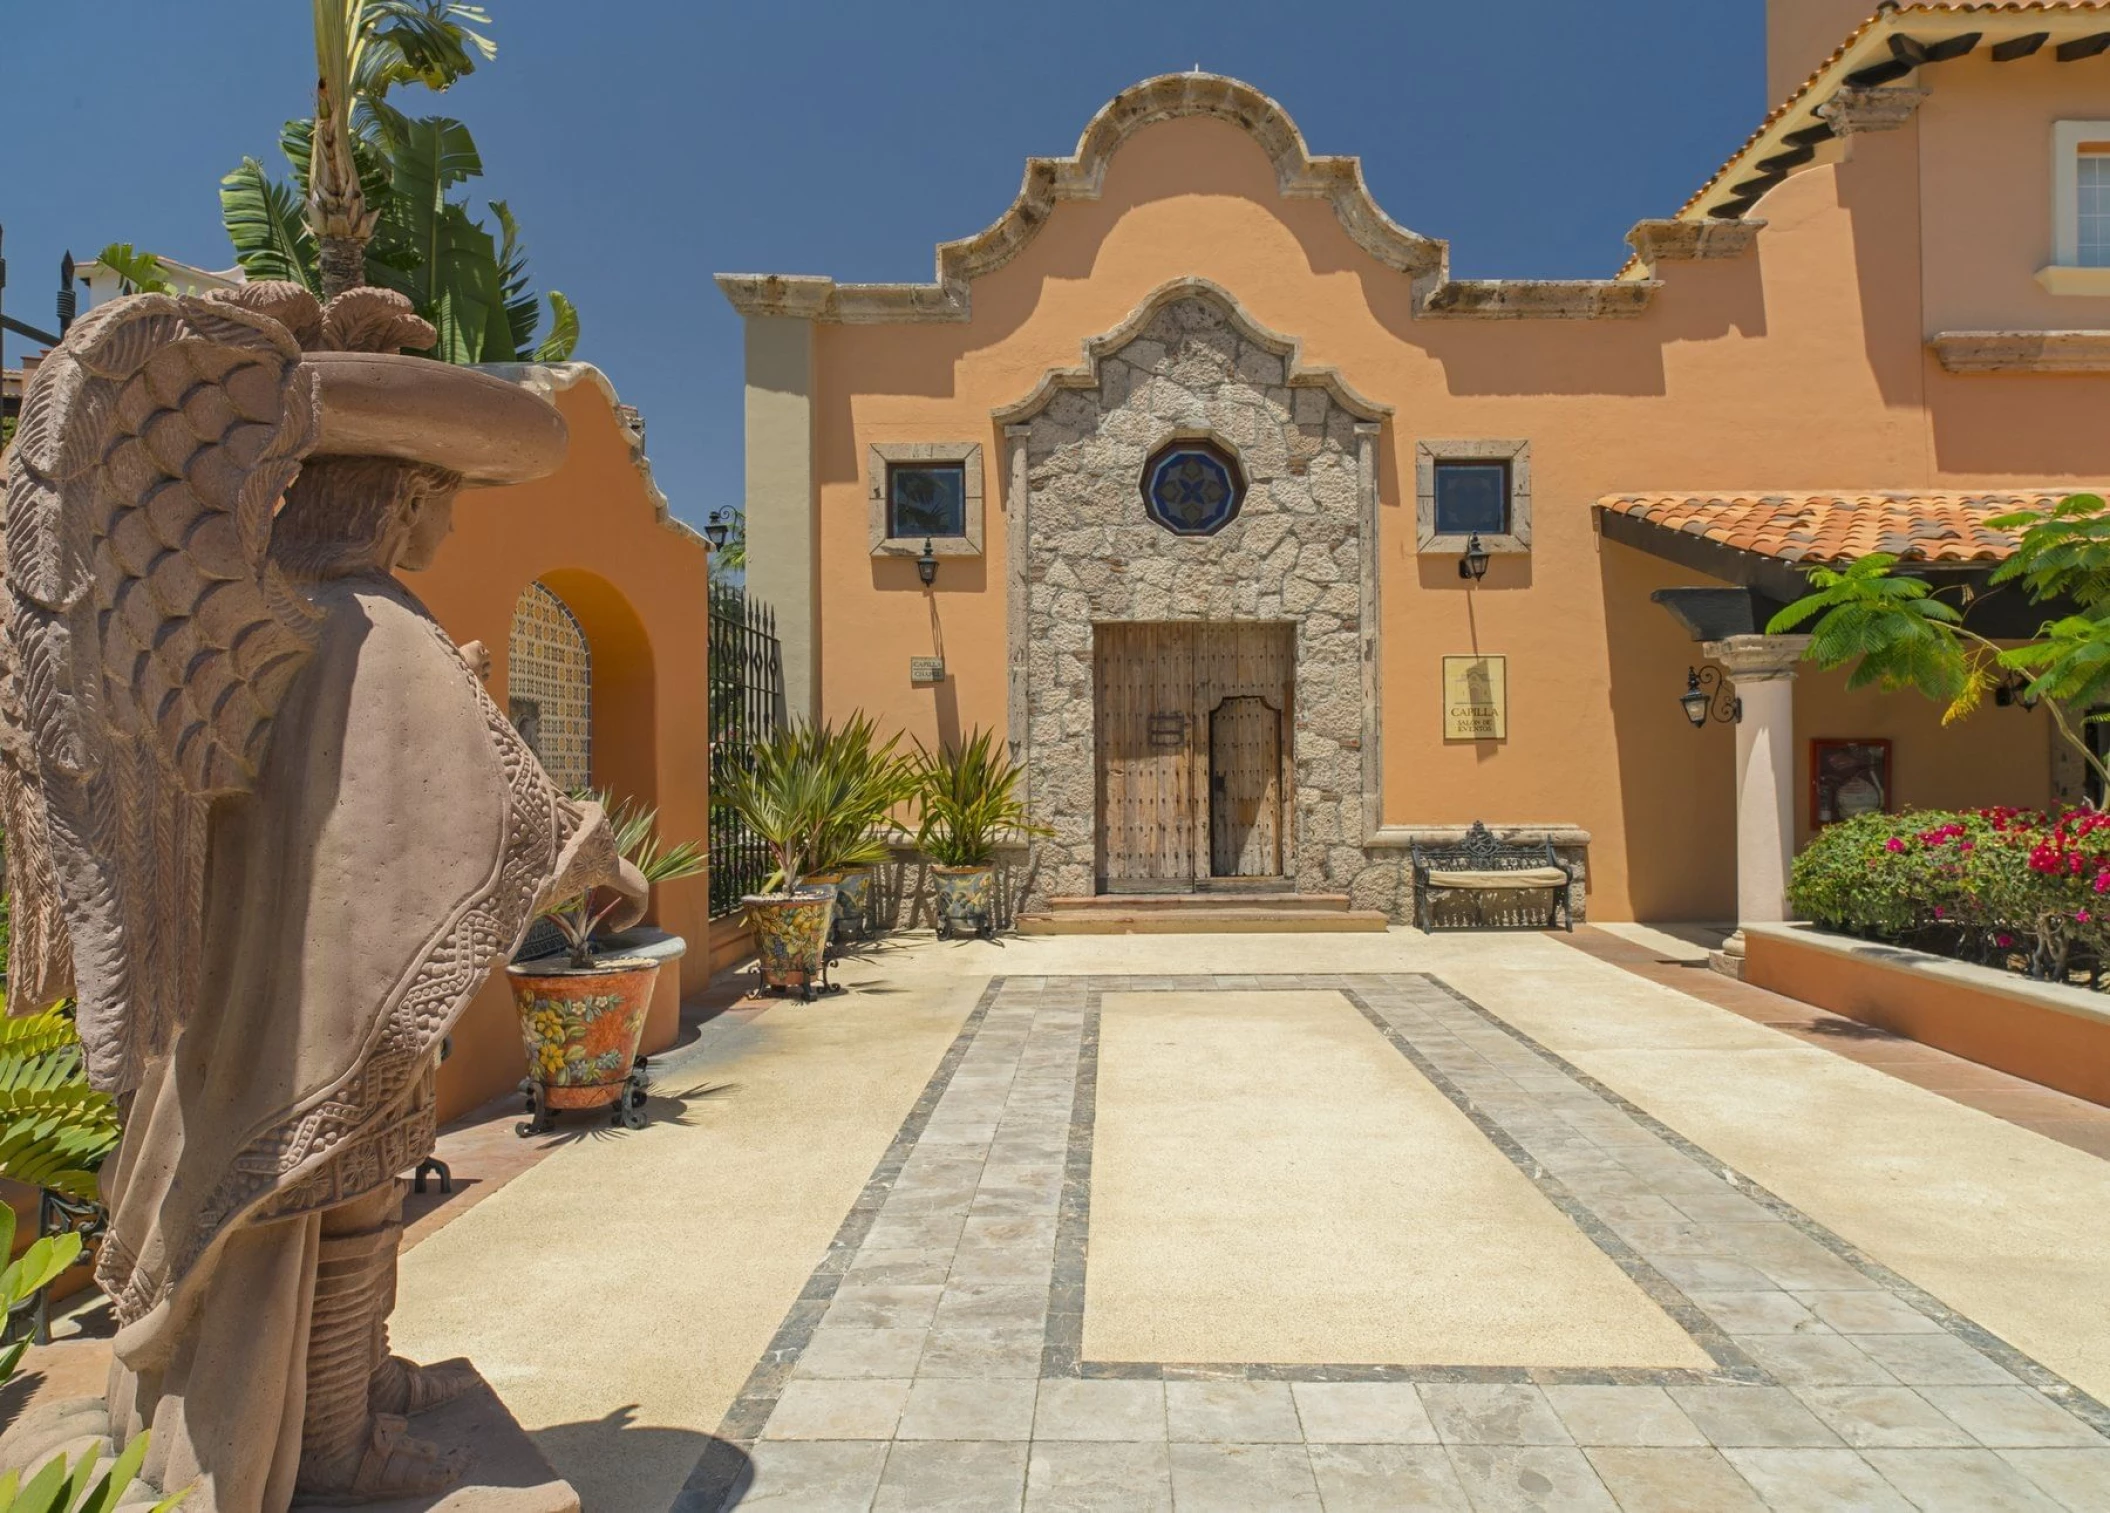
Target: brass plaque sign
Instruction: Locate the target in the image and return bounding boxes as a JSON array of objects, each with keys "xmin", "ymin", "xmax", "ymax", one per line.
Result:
[
  {"xmin": 910, "ymin": 656, "xmax": 946, "ymax": 684},
  {"xmin": 1442, "ymin": 655, "xmax": 1507, "ymax": 741}
]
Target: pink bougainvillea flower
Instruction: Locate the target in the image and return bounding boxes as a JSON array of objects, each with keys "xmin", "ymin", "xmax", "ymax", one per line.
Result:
[
  {"xmin": 1885, "ymin": 838, "xmax": 1905, "ymax": 853},
  {"xmin": 1933, "ymin": 905, "xmax": 1947, "ymax": 918},
  {"xmin": 1996, "ymin": 934, "xmax": 2014, "ymax": 947},
  {"xmin": 2079, "ymin": 910, "xmax": 2094, "ymax": 924}
]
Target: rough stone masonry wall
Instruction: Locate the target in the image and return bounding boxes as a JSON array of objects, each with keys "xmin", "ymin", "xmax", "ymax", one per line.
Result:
[{"xmin": 1015, "ymin": 293, "xmax": 1406, "ymax": 915}]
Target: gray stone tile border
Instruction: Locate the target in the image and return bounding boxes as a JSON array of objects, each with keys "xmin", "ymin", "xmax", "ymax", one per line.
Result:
[{"xmin": 676, "ymin": 973, "xmax": 2110, "ymax": 1512}]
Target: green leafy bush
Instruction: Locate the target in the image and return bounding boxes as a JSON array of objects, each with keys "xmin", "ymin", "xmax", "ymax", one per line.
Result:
[{"xmin": 1789, "ymin": 806, "xmax": 2110, "ymax": 982}]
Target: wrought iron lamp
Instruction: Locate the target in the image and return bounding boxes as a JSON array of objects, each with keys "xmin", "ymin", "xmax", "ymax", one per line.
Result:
[
  {"xmin": 1457, "ymin": 533, "xmax": 1491, "ymax": 582},
  {"xmin": 1679, "ymin": 666, "xmax": 1740, "ymax": 727},
  {"xmin": 1993, "ymin": 675, "xmax": 2040, "ymax": 711},
  {"xmin": 703, "ymin": 510, "xmax": 731, "ymax": 549},
  {"xmin": 917, "ymin": 538, "xmax": 940, "ymax": 586}
]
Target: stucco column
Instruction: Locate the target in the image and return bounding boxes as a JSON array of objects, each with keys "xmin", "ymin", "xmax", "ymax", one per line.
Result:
[
  {"xmin": 741, "ymin": 314, "xmax": 819, "ymax": 722},
  {"xmin": 1704, "ymin": 634, "xmax": 1811, "ymax": 975}
]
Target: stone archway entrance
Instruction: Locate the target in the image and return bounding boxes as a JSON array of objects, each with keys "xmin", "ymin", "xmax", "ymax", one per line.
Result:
[
  {"xmin": 1093, "ymin": 621, "xmax": 1293, "ymax": 891},
  {"xmin": 996, "ymin": 280, "xmax": 1395, "ymax": 912}
]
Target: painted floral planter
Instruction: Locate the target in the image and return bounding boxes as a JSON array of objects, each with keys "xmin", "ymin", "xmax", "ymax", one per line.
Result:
[
  {"xmin": 933, "ymin": 865, "xmax": 995, "ymax": 938},
  {"xmin": 811, "ymin": 868, "xmax": 873, "ymax": 942},
  {"xmin": 507, "ymin": 955, "xmax": 661, "ymax": 1133},
  {"xmin": 747, "ymin": 886, "xmax": 836, "ymax": 996}
]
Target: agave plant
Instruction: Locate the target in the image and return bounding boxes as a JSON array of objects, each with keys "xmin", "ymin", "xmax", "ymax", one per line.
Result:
[
  {"xmin": 803, "ymin": 716, "xmax": 919, "ymax": 882},
  {"xmin": 536, "ymin": 794, "xmax": 705, "ymax": 969},
  {"xmin": 0, "ymin": 1007, "xmax": 122, "ymax": 1206},
  {"xmin": 911, "ymin": 728, "xmax": 1049, "ymax": 869}
]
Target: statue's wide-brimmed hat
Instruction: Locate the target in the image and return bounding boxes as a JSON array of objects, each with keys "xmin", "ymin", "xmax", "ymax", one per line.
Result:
[{"xmin": 305, "ymin": 351, "xmax": 568, "ymax": 487}]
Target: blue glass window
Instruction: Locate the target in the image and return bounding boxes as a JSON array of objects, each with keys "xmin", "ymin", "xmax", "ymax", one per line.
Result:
[
  {"xmin": 1433, "ymin": 461, "xmax": 1510, "ymax": 537},
  {"xmin": 1142, "ymin": 440, "xmax": 1245, "ymax": 536},
  {"xmin": 889, "ymin": 464, "xmax": 967, "ymax": 538}
]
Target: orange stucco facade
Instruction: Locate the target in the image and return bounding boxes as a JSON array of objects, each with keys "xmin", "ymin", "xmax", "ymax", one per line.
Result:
[
  {"xmin": 726, "ymin": 11, "xmax": 2108, "ymax": 926},
  {"xmin": 413, "ymin": 370, "xmax": 713, "ymax": 1120}
]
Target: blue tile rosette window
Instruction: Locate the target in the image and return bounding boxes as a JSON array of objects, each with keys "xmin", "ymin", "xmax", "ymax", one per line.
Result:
[{"xmin": 1142, "ymin": 440, "xmax": 1245, "ymax": 536}]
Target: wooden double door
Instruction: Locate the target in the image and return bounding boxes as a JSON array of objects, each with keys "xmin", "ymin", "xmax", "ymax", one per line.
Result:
[{"xmin": 1094, "ymin": 622, "xmax": 1294, "ymax": 891}]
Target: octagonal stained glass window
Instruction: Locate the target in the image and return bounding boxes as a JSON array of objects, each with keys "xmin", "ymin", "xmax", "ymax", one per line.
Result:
[{"xmin": 1141, "ymin": 439, "xmax": 1246, "ymax": 537}]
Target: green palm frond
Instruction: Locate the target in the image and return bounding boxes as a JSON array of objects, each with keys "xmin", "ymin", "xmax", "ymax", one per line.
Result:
[
  {"xmin": 92, "ymin": 244, "xmax": 172, "ymax": 295},
  {"xmin": 219, "ymin": 157, "xmax": 320, "ymax": 291},
  {"xmin": 1768, "ymin": 554, "xmax": 1972, "ymax": 705},
  {"xmin": 1998, "ymin": 613, "xmax": 2110, "ymax": 712},
  {"xmin": 1986, "ymin": 494, "xmax": 2110, "ymax": 609},
  {"xmin": 533, "ymin": 291, "xmax": 579, "ymax": 362},
  {"xmin": 0, "ymin": 1008, "xmax": 122, "ymax": 1204}
]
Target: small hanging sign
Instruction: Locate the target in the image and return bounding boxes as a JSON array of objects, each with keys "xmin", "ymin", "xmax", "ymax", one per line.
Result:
[
  {"xmin": 910, "ymin": 657, "xmax": 947, "ymax": 685},
  {"xmin": 1442, "ymin": 655, "xmax": 1507, "ymax": 741}
]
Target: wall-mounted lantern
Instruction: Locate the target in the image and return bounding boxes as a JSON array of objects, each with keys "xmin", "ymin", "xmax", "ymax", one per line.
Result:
[
  {"xmin": 1457, "ymin": 532, "xmax": 1490, "ymax": 583},
  {"xmin": 703, "ymin": 510, "xmax": 731, "ymax": 549},
  {"xmin": 1993, "ymin": 675, "xmax": 2040, "ymax": 711},
  {"xmin": 1680, "ymin": 665, "xmax": 1741, "ymax": 728},
  {"xmin": 917, "ymin": 538, "xmax": 940, "ymax": 587}
]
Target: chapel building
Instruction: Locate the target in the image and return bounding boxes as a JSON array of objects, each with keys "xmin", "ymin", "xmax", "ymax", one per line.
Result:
[{"xmin": 718, "ymin": 0, "xmax": 2110, "ymax": 932}]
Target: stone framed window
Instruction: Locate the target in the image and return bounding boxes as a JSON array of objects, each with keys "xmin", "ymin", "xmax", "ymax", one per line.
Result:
[
  {"xmin": 868, "ymin": 442, "xmax": 984, "ymax": 557},
  {"xmin": 1416, "ymin": 439, "xmax": 1531, "ymax": 555},
  {"xmin": 2040, "ymin": 121, "xmax": 2110, "ymax": 295}
]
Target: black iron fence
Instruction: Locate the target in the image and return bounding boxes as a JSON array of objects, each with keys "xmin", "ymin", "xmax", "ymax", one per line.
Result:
[{"xmin": 708, "ymin": 583, "xmax": 782, "ymax": 915}]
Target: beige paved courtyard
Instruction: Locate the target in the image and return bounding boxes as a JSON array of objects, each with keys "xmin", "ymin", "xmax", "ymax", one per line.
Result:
[{"xmin": 373, "ymin": 926, "xmax": 2110, "ymax": 1511}]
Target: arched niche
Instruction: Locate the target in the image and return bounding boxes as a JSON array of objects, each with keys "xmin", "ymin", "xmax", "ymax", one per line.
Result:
[{"xmin": 510, "ymin": 569, "xmax": 659, "ymax": 815}]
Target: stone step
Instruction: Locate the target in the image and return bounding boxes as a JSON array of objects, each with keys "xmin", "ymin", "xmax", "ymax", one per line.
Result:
[
  {"xmin": 1017, "ymin": 907, "xmax": 1389, "ymax": 935},
  {"xmin": 1044, "ymin": 892, "xmax": 1354, "ymax": 914}
]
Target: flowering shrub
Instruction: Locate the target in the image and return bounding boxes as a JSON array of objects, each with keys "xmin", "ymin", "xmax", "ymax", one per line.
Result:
[{"xmin": 1788, "ymin": 806, "xmax": 2110, "ymax": 983}]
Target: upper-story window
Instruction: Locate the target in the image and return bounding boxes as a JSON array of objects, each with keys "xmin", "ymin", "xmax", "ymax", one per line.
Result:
[
  {"xmin": 889, "ymin": 463, "xmax": 967, "ymax": 538},
  {"xmin": 1415, "ymin": 440, "xmax": 1533, "ymax": 557},
  {"xmin": 867, "ymin": 443, "xmax": 985, "ymax": 561},
  {"xmin": 2081, "ymin": 143, "xmax": 2110, "ymax": 267},
  {"xmin": 2040, "ymin": 122, "xmax": 2110, "ymax": 294},
  {"xmin": 1432, "ymin": 461, "xmax": 1510, "ymax": 538}
]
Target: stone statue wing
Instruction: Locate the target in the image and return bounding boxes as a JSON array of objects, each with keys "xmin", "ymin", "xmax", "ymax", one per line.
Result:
[{"xmin": 0, "ymin": 292, "xmax": 323, "ymax": 1092}]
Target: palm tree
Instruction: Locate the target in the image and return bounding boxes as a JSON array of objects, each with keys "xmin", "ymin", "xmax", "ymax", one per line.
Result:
[{"xmin": 309, "ymin": 1, "xmax": 495, "ymax": 298}]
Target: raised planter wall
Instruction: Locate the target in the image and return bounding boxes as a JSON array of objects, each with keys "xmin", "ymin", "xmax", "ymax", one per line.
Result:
[{"xmin": 1743, "ymin": 922, "xmax": 2110, "ymax": 1108}]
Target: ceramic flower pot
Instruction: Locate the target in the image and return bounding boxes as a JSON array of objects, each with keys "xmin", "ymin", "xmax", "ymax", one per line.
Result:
[
  {"xmin": 746, "ymin": 886, "xmax": 836, "ymax": 997},
  {"xmin": 507, "ymin": 956, "xmax": 660, "ymax": 1133},
  {"xmin": 812, "ymin": 868, "xmax": 873, "ymax": 942},
  {"xmin": 932, "ymin": 864, "xmax": 995, "ymax": 938}
]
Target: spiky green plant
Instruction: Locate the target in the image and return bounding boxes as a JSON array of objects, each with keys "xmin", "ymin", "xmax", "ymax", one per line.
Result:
[
  {"xmin": 536, "ymin": 794, "xmax": 705, "ymax": 968},
  {"xmin": 0, "ymin": 1426, "xmax": 188, "ymax": 1513},
  {"xmin": 1769, "ymin": 492, "xmax": 2110, "ymax": 798},
  {"xmin": 911, "ymin": 728, "xmax": 1049, "ymax": 869},
  {"xmin": 0, "ymin": 1008, "xmax": 121, "ymax": 1206},
  {"xmin": 802, "ymin": 716, "xmax": 919, "ymax": 883}
]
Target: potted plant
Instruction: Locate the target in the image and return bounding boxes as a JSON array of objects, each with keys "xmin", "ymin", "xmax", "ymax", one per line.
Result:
[
  {"xmin": 803, "ymin": 714, "xmax": 917, "ymax": 945},
  {"xmin": 716, "ymin": 724, "xmax": 839, "ymax": 998},
  {"xmin": 507, "ymin": 796, "xmax": 704, "ymax": 1133},
  {"xmin": 912, "ymin": 728, "xmax": 1048, "ymax": 938}
]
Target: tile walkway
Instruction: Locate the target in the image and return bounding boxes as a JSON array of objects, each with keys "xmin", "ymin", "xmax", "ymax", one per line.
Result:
[
  {"xmin": 671, "ymin": 973, "xmax": 2110, "ymax": 1511},
  {"xmin": 1563, "ymin": 927, "xmax": 2110, "ymax": 1162}
]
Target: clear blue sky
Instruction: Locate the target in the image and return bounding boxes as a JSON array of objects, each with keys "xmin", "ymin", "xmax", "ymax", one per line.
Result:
[{"xmin": 4, "ymin": 1, "xmax": 1765, "ymax": 527}]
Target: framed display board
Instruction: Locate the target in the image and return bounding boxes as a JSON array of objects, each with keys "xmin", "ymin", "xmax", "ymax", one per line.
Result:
[
  {"xmin": 1442, "ymin": 655, "xmax": 1507, "ymax": 741},
  {"xmin": 1810, "ymin": 738, "xmax": 1892, "ymax": 827}
]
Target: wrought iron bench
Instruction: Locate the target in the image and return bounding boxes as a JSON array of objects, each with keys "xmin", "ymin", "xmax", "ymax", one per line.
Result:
[{"xmin": 1410, "ymin": 822, "xmax": 1576, "ymax": 932}]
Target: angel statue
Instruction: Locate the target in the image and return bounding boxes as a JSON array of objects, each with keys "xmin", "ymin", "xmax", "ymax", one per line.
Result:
[{"xmin": 0, "ymin": 282, "xmax": 646, "ymax": 1509}]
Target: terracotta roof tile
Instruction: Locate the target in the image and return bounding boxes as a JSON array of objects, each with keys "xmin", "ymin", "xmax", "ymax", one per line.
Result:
[{"xmin": 1595, "ymin": 492, "xmax": 2059, "ymax": 565}]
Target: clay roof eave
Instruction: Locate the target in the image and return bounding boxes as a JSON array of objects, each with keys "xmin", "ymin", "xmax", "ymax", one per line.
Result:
[{"xmin": 1624, "ymin": 3, "xmax": 2110, "ymax": 278}]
